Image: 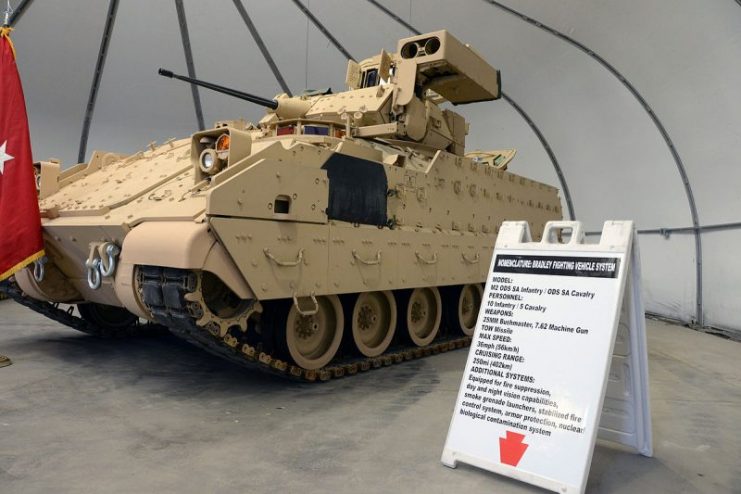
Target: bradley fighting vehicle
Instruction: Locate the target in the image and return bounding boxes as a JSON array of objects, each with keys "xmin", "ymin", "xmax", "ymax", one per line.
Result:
[{"xmin": 6, "ymin": 31, "xmax": 562, "ymax": 381}]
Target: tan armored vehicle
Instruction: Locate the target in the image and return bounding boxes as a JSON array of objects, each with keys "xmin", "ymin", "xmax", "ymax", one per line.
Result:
[{"xmin": 5, "ymin": 31, "xmax": 561, "ymax": 381}]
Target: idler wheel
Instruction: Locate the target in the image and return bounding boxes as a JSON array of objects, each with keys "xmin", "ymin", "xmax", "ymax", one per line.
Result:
[
  {"xmin": 272, "ymin": 294, "xmax": 344, "ymax": 370},
  {"xmin": 444, "ymin": 284, "xmax": 483, "ymax": 336},
  {"xmin": 349, "ymin": 291, "xmax": 397, "ymax": 357},
  {"xmin": 400, "ymin": 287, "xmax": 442, "ymax": 347},
  {"xmin": 200, "ymin": 271, "xmax": 252, "ymax": 319}
]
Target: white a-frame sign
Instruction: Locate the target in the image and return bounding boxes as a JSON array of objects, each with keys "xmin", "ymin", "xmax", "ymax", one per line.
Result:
[{"xmin": 442, "ymin": 220, "xmax": 652, "ymax": 494}]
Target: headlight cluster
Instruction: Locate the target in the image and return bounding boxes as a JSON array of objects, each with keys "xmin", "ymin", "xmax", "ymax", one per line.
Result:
[{"xmin": 198, "ymin": 133, "xmax": 230, "ymax": 175}]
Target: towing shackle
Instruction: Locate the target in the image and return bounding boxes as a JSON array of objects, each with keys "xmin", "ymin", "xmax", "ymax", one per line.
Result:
[{"xmin": 85, "ymin": 242, "xmax": 121, "ymax": 290}]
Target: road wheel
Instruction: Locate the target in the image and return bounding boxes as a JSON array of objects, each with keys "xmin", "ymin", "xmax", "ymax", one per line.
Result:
[
  {"xmin": 349, "ymin": 291, "xmax": 396, "ymax": 357},
  {"xmin": 399, "ymin": 287, "xmax": 441, "ymax": 347}
]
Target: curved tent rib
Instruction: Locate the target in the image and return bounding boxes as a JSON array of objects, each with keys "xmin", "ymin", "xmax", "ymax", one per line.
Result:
[
  {"xmin": 174, "ymin": 0, "xmax": 205, "ymax": 131},
  {"xmin": 77, "ymin": 0, "xmax": 119, "ymax": 164},
  {"xmin": 481, "ymin": 0, "xmax": 703, "ymax": 325},
  {"xmin": 232, "ymin": 0, "xmax": 292, "ymax": 97}
]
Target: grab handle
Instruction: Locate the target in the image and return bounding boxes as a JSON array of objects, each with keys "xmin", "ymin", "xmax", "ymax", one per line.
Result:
[
  {"xmin": 461, "ymin": 252, "xmax": 480, "ymax": 264},
  {"xmin": 264, "ymin": 248, "xmax": 304, "ymax": 267},
  {"xmin": 292, "ymin": 293, "xmax": 319, "ymax": 316},
  {"xmin": 415, "ymin": 252, "xmax": 438, "ymax": 265},
  {"xmin": 352, "ymin": 250, "xmax": 382, "ymax": 265},
  {"xmin": 541, "ymin": 221, "xmax": 584, "ymax": 245}
]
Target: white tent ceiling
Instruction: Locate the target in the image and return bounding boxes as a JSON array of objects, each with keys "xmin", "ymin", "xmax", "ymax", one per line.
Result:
[{"xmin": 8, "ymin": 0, "xmax": 741, "ymax": 335}]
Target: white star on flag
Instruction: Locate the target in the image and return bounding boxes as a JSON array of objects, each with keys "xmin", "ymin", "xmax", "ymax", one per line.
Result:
[{"xmin": 0, "ymin": 141, "xmax": 13, "ymax": 175}]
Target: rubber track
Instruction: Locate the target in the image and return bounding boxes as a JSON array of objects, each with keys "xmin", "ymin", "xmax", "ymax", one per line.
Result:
[
  {"xmin": 0, "ymin": 279, "xmax": 165, "ymax": 338},
  {"xmin": 138, "ymin": 266, "xmax": 472, "ymax": 382}
]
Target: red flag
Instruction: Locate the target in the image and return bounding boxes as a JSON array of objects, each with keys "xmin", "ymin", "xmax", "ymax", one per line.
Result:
[{"xmin": 0, "ymin": 27, "xmax": 44, "ymax": 281}]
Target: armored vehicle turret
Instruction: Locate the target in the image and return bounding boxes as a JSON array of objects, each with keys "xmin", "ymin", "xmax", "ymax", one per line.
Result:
[{"xmin": 6, "ymin": 30, "xmax": 561, "ymax": 381}]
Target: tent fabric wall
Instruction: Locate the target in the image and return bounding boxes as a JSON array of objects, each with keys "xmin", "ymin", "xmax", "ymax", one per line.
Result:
[{"xmin": 9, "ymin": 0, "xmax": 741, "ymax": 335}]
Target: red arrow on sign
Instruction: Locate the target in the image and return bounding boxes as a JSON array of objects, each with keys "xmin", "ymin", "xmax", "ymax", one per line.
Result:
[{"xmin": 499, "ymin": 431, "xmax": 528, "ymax": 467}]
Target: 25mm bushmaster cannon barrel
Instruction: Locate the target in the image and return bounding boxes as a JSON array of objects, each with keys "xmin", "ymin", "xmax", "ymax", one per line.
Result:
[{"xmin": 158, "ymin": 68, "xmax": 278, "ymax": 110}]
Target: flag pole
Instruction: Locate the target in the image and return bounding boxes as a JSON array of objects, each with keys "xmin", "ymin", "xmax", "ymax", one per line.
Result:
[
  {"xmin": 2, "ymin": 0, "xmax": 11, "ymax": 27},
  {"xmin": 0, "ymin": 1, "xmax": 15, "ymax": 60},
  {"xmin": 0, "ymin": 0, "xmax": 11, "ymax": 297}
]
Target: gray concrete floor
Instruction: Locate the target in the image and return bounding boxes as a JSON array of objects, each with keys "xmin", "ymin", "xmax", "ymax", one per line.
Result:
[{"xmin": 0, "ymin": 299, "xmax": 739, "ymax": 494}]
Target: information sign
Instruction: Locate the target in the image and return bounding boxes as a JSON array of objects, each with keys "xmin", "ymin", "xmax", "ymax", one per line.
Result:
[{"xmin": 442, "ymin": 220, "xmax": 652, "ymax": 494}]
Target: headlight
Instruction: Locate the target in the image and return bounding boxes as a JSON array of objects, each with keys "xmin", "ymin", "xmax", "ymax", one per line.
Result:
[{"xmin": 199, "ymin": 148, "xmax": 221, "ymax": 174}]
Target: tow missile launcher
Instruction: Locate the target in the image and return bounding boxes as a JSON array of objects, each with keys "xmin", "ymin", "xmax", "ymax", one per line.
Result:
[{"xmin": 5, "ymin": 30, "xmax": 562, "ymax": 381}]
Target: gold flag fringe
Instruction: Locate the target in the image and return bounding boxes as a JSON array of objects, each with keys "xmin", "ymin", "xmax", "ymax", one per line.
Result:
[
  {"xmin": 0, "ymin": 26, "xmax": 16, "ymax": 59},
  {"xmin": 0, "ymin": 249, "xmax": 45, "ymax": 282}
]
